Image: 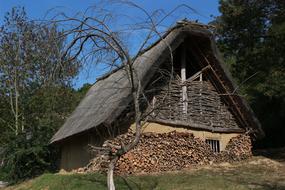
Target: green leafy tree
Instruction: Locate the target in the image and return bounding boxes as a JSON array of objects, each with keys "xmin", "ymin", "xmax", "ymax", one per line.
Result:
[
  {"xmin": 213, "ymin": 0, "xmax": 285, "ymax": 147},
  {"xmin": 0, "ymin": 7, "xmax": 81, "ymax": 182}
]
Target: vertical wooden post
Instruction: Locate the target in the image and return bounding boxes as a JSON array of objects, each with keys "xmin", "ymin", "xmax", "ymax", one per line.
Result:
[
  {"xmin": 181, "ymin": 42, "xmax": 188, "ymax": 115},
  {"xmin": 152, "ymin": 96, "xmax": 156, "ymax": 116},
  {"xmin": 199, "ymin": 73, "xmax": 202, "ymax": 115}
]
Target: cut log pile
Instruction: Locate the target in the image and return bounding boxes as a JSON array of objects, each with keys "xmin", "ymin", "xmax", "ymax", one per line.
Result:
[
  {"xmin": 115, "ymin": 132, "xmax": 213, "ymax": 174},
  {"xmin": 76, "ymin": 131, "xmax": 252, "ymax": 174},
  {"xmin": 218, "ymin": 134, "xmax": 252, "ymax": 162}
]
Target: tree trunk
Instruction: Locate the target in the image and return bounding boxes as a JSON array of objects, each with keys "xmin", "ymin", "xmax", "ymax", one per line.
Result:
[
  {"xmin": 107, "ymin": 156, "xmax": 118, "ymax": 190},
  {"xmin": 14, "ymin": 70, "xmax": 19, "ymax": 135},
  {"xmin": 105, "ymin": 59, "xmax": 142, "ymax": 190}
]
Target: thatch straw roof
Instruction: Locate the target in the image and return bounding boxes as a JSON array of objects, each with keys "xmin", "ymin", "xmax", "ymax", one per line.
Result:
[{"xmin": 51, "ymin": 21, "xmax": 264, "ymax": 144}]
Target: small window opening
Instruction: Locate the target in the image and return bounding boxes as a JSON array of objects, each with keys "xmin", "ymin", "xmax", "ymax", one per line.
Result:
[{"xmin": 206, "ymin": 139, "xmax": 220, "ymax": 153}]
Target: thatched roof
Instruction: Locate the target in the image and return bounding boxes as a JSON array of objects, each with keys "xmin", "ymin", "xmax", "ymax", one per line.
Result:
[{"xmin": 51, "ymin": 21, "xmax": 264, "ymax": 144}]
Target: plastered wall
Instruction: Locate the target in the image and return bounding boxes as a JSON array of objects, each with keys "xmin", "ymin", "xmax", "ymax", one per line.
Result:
[{"xmin": 131, "ymin": 122, "xmax": 242, "ymax": 151}]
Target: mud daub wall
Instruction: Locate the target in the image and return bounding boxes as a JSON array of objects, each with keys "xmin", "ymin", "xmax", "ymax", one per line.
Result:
[
  {"xmin": 131, "ymin": 122, "xmax": 241, "ymax": 151},
  {"xmin": 115, "ymin": 132, "xmax": 252, "ymax": 174}
]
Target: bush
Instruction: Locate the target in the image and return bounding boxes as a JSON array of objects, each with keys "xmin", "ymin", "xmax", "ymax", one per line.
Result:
[{"xmin": 0, "ymin": 132, "xmax": 59, "ymax": 183}]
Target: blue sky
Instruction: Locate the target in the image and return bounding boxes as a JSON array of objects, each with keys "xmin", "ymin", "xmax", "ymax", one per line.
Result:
[{"xmin": 0, "ymin": 0, "xmax": 220, "ymax": 88}]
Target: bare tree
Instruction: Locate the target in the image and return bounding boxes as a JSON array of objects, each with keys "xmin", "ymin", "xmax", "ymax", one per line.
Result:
[{"xmin": 54, "ymin": 2, "xmax": 196, "ymax": 189}]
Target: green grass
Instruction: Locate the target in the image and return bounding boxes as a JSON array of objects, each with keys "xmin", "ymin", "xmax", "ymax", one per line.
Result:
[{"xmin": 4, "ymin": 157, "xmax": 285, "ymax": 190}]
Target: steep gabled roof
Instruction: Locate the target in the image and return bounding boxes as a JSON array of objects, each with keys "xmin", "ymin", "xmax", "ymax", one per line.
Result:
[{"xmin": 51, "ymin": 21, "xmax": 264, "ymax": 144}]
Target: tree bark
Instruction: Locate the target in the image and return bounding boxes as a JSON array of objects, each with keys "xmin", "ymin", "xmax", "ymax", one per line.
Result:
[
  {"xmin": 14, "ymin": 69, "xmax": 19, "ymax": 135},
  {"xmin": 107, "ymin": 156, "xmax": 118, "ymax": 190},
  {"xmin": 106, "ymin": 79, "xmax": 142, "ymax": 190}
]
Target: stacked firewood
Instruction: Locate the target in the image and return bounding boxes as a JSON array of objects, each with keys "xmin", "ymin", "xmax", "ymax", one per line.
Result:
[
  {"xmin": 115, "ymin": 132, "xmax": 214, "ymax": 174},
  {"xmin": 219, "ymin": 134, "xmax": 252, "ymax": 162},
  {"xmin": 79, "ymin": 131, "xmax": 252, "ymax": 174}
]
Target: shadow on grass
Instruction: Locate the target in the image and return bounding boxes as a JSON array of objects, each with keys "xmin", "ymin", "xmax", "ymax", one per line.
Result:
[
  {"xmin": 253, "ymin": 147, "xmax": 285, "ymax": 163},
  {"xmin": 118, "ymin": 176, "xmax": 158, "ymax": 190},
  {"xmin": 242, "ymin": 181, "xmax": 285, "ymax": 190},
  {"xmin": 77, "ymin": 175, "xmax": 107, "ymax": 188},
  {"xmin": 227, "ymin": 175, "xmax": 285, "ymax": 190},
  {"xmin": 72, "ymin": 174, "xmax": 159, "ymax": 190},
  {"xmin": 120, "ymin": 176, "xmax": 140, "ymax": 190}
]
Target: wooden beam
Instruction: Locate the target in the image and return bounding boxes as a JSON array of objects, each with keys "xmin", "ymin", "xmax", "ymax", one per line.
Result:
[
  {"xmin": 189, "ymin": 43, "xmax": 248, "ymax": 128},
  {"xmin": 148, "ymin": 118, "xmax": 245, "ymax": 133},
  {"xmin": 181, "ymin": 42, "xmax": 188, "ymax": 114},
  {"xmin": 199, "ymin": 73, "xmax": 203, "ymax": 81},
  {"xmin": 186, "ymin": 65, "xmax": 210, "ymax": 81},
  {"xmin": 184, "ymin": 44, "xmax": 244, "ymax": 128}
]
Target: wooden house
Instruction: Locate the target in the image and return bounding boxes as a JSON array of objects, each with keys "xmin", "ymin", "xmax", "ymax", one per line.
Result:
[{"xmin": 51, "ymin": 21, "xmax": 264, "ymax": 172}]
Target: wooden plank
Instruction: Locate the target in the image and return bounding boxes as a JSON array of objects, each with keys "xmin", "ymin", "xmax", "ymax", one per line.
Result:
[{"xmin": 186, "ymin": 65, "xmax": 210, "ymax": 82}]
